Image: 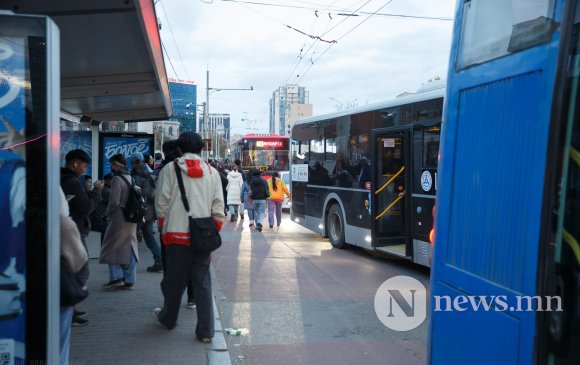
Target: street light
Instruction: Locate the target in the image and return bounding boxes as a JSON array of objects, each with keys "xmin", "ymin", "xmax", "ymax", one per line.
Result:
[{"xmin": 205, "ymin": 69, "xmax": 253, "ymax": 161}]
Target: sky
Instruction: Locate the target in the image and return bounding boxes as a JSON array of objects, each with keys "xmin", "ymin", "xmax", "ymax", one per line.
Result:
[{"xmin": 156, "ymin": 0, "xmax": 456, "ymax": 137}]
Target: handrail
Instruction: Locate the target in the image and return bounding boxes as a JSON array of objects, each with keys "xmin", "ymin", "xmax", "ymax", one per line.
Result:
[
  {"xmin": 375, "ymin": 192, "xmax": 405, "ymax": 221},
  {"xmin": 571, "ymin": 147, "xmax": 580, "ymax": 167},
  {"xmin": 563, "ymin": 229, "xmax": 580, "ymax": 266},
  {"xmin": 375, "ymin": 166, "xmax": 405, "ymax": 195}
]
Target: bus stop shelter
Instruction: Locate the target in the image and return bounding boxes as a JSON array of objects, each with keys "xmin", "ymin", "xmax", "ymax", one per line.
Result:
[
  {"xmin": 1, "ymin": 0, "xmax": 172, "ymax": 122},
  {"xmin": 0, "ymin": 1, "xmax": 172, "ymax": 362}
]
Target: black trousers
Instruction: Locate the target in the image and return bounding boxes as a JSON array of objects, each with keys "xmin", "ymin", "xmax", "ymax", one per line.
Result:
[{"xmin": 158, "ymin": 245, "xmax": 213, "ymax": 338}]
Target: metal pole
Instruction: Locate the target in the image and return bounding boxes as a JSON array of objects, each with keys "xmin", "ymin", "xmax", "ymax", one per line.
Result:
[{"xmin": 205, "ymin": 69, "xmax": 209, "ymax": 161}]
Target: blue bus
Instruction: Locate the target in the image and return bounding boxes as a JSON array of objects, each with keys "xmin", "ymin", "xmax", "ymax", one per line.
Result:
[{"xmin": 429, "ymin": 1, "xmax": 579, "ymax": 364}]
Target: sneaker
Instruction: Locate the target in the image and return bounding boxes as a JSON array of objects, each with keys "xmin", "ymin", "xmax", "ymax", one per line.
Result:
[
  {"xmin": 72, "ymin": 316, "xmax": 88, "ymax": 327},
  {"xmin": 153, "ymin": 308, "xmax": 162, "ymax": 322},
  {"xmin": 146, "ymin": 264, "xmax": 163, "ymax": 273},
  {"xmin": 230, "ymin": 214, "xmax": 235, "ymax": 222},
  {"xmin": 153, "ymin": 308, "xmax": 175, "ymax": 330},
  {"xmin": 102, "ymin": 279, "xmax": 124, "ymax": 290},
  {"xmin": 269, "ymin": 225, "xmax": 273, "ymax": 229},
  {"xmin": 249, "ymin": 223, "xmax": 254, "ymax": 227},
  {"xmin": 257, "ymin": 224, "xmax": 262, "ymax": 232},
  {"xmin": 197, "ymin": 336, "xmax": 212, "ymax": 343},
  {"xmin": 187, "ymin": 301, "xmax": 196, "ymax": 309},
  {"xmin": 121, "ymin": 283, "xmax": 134, "ymax": 290},
  {"xmin": 240, "ymin": 214, "xmax": 244, "ymax": 219},
  {"xmin": 74, "ymin": 309, "xmax": 86, "ymax": 318}
]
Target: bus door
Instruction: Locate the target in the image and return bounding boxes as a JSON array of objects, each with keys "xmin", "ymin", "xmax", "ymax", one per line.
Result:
[{"xmin": 371, "ymin": 127, "xmax": 412, "ymax": 256}]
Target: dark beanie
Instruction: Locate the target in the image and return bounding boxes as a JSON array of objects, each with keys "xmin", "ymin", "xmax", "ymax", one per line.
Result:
[{"xmin": 177, "ymin": 132, "xmax": 205, "ymax": 152}]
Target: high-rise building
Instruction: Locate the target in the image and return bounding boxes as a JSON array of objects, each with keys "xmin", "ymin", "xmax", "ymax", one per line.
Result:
[
  {"xmin": 269, "ymin": 84, "xmax": 312, "ymax": 135},
  {"xmin": 169, "ymin": 79, "xmax": 197, "ymax": 132},
  {"xmin": 200, "ymin": 113, "xmax": 230, "ymax": 159}
]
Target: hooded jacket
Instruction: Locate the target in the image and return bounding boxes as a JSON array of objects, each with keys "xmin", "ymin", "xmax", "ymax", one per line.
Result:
[
  {"xmin": 267, "ymin": 177, "xmax": 290, "ymax": 201},
  {"xmin": 155, "ymin": 153, "xmax": 225, "ymax": 246},
  {"xmin": 226, "ymin": 170, "xmax": 243, "ymax": 205},
  {"xmin": 250, "ymin": 174, "xmax": 269, "ymax": 200}
]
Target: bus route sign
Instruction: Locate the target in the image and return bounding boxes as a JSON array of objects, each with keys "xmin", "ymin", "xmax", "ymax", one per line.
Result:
[{"xmin": 292, "ymin": 164, "xmax": 308, "ymax": 182}]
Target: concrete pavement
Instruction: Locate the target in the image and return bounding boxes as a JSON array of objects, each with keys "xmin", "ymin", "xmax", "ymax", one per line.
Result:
[
  {"xmin": 70, "ymin": 233, "xmax": 231, "ymax": 365},
  {"xmin": 212, "ymin": 213, "xmax": 430, "ymax": 365}
]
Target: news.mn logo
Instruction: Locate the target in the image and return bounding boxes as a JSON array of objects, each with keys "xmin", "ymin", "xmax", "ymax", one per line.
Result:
[{"xmin": 374, "ymin": 275, "xmax": 427, "ymax": 331}]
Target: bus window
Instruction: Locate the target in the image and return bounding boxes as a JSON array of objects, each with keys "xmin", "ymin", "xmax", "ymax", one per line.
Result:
[
  {"xmin": 423, "ymin": 128, "xmax": 440, "ymax": 169},
  {"xmin": 310, "ymin": 139, "xmax": 324, "ymax": 165},
  {"xmin": 415, "ymin": 99, "xmax": 443, "ymax": 122},
  {"xmin": 324, "ymin": 138, "xmax": 337, "ymax": 183},
  {"xmin": 380, "ymin": 107, "xmax": 398, "ymax": 127},
  {"xmin": 457, "ymin": 0, "xmax": 554, "ymax": 69}
]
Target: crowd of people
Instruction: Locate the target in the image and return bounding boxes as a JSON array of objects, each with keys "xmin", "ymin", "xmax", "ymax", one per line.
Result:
[{"xmin": 59, "ymin": 132, "xmax": 291, "ymax": 363}]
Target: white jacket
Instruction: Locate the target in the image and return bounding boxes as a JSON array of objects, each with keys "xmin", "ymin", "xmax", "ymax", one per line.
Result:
[
  {"xmin": 155, "ymin": 153, "xmax": 225, "ymax": 246},
  {"xmin": 226, "ymin": 171, "xmax": 243, "ymax": 205}
]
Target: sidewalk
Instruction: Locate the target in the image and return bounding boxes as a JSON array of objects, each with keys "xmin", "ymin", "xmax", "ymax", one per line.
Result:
[{"xmin": 70, "ymin": 233, "xmax": 231, "ymax": 365}]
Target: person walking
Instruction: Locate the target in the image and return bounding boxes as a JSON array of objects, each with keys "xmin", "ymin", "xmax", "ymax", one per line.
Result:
[
  {"xmin": 249, "ymin": 169, "xmax": 269, "ymax": 232},
  {"xmin": 130, "ymin": 152, "xmax": 163, "ymax": 273},
  {"xmin": 60, "ymin": 149, "xmax": 102, "ymax": 326},
  {"xmin": 153, "ymin": 132, "xmax": 225, "ymax": 343},
  {"xmin": 226, "ymin": 165, "xmax": 244, "ymax": 222},
  {"xmin": 266, "ymin": 171, "xmax": 290, "ymax": 229},
  {"xmin": 240, "ymin": 174, "xmax": 254, "ymax": 226},
  {"xmin": 99, "ymin": 154, "xmax": 139, "ymax": 290}
]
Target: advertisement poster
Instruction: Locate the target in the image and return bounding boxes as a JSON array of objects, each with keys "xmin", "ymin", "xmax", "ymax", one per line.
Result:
[
  {"xmin": 100, "ymin": 133, "xmax": 153, "ymax": 177},
  {"xmin": 0, "ymin": 36, "xmax": 27, "ymax": 363},
  {"xmin": 61, "ymin": 131, "xmax": 92, "ymax": 173}
]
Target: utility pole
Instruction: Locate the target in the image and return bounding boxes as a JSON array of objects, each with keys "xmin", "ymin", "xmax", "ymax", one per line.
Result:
[
  {"xmin": 205, "ymin": 69, "xmax": 210, "ymax": 161},
  {"xmin": 205, "ymin": 68, "xmax": 253, "ymax": 161}
]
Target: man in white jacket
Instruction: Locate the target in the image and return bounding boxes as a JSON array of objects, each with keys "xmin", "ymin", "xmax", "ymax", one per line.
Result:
[{"xmin": 153, "ymin": 132, "xmax": 225, "ymax": 343}]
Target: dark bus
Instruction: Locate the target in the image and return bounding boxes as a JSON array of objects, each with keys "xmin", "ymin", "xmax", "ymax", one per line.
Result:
[
  {"xmin": 232, "ymin": 133, "xmax": 290, "ymax": 173},
  {"xmin": 429, "ymin": 1, "xmax": 579, "ymax": 364},
  {"xmin": 290, "ymin": 87, "xmax": 444, "ymax": 267}
]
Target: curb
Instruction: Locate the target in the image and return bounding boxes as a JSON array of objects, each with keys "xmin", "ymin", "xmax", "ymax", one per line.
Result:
[{"xmin": 208, "ymin": 265, "xmax": 232, "ymax": 365}]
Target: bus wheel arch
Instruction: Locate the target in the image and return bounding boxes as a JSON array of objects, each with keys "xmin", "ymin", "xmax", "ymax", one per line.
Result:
[{"xmin": 326, "ymin": 203, "xmax": 347, "ymax": 249}]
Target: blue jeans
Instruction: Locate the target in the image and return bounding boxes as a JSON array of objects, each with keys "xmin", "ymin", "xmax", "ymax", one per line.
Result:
[
  {"xmin": 60, "ymin": 306, "xmax": 73, "ymax": 365},
  {"xmin": 141, "ymin": 220, "xmax": 162, "ymax": 266},
  {"xmin": 268, "ymin": 200, "xmax": 283, "ymax": 227},
  {"xmin": 228, "ymin": 204, "xmax": 239, "ymax": 217},
  {"xmin": 252, "ymin": 200, "xmax": 266, "ymax": 226},
  {"xmin": 108, "ymin": 248, "xmax": 137, "ymax": 284}
]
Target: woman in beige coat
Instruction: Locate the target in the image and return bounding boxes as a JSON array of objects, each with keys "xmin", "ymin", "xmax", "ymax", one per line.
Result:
[{"xmin": 99, "ymin": 154, "xmax": 139, "ymax": 290}]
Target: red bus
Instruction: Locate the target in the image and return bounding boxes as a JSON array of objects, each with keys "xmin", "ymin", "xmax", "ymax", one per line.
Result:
[{"xmin": 232, "ymin": 134, "xmax": 290, "ymax": 173}]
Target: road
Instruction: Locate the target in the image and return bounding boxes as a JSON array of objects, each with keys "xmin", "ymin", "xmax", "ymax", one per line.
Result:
[{"xmin": 213, "ymin": 212, "xmax": 430, "ymax": 365}]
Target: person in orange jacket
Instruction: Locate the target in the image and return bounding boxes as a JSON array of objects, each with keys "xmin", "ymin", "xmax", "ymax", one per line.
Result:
[{"xmin": 266, "ymin": 171, "xmax": 290, "ymax": 229}]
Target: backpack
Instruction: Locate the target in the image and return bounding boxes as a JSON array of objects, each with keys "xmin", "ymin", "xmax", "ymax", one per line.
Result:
[
  {"xmin": 119, "ymin": 175, "xmax": 147, "ymax": 223},
  {"xmin": 132, "ymin": 172, "xmax": 156, "ymax": 221}
]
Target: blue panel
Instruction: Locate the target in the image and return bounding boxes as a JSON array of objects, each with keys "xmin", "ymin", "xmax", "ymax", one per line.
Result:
[
  {"xmin": 446, "ymin": 72, "xmax": 548, "ymax": 293},
  {"xmin": 430, "ymin": 283, "xmax": 520, "ymax": 365}
]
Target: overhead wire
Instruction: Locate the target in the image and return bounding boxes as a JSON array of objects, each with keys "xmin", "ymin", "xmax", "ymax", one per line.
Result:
[
  {"xmin": 161, "ymin": 41, "xmax": 181, "ymax": 81},
  {"xmin": 216, "ymin": 0, "xmax": 452, "ymax": 20},
  {"xmin": 295, "ymin": 0, "xmax": 397, "ymax": 84},
  {"xmin": 159, "ymin": 0, "xmax": 192, "ymax": 80},
  {"xmin": 336, "ymin": 0, "xmax": 396, "ymax": 41}
]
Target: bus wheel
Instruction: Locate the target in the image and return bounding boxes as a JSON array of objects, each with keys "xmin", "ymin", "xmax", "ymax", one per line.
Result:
[{"xmin": 327, "ymin": 204, "xmax": 346, "ymax": 249}]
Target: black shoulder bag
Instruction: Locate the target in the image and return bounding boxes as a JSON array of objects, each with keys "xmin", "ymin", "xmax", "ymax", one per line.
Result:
[{"xmin": 174, "ymin": 160, "xmax": 222, "ymax": 253}]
